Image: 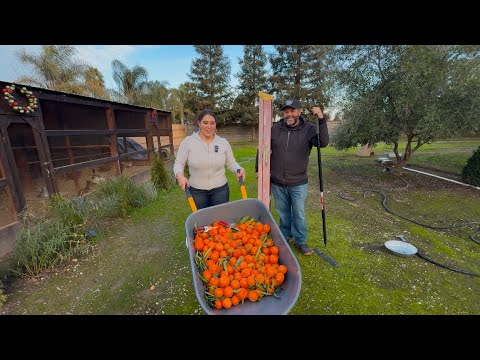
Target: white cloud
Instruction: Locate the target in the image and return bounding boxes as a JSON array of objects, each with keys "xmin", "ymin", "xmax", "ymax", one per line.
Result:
[
  {"xmin": 0, "ymin": 45, "xmax": 42, "ymax": 83},
  {"xmin": 74, "ymin": 45, "xmax": 136, "ymax": 70},
  {"xmin": 74, "ymin": 45, "xmax": 138, "ymax": 88},
  {"xmin": 0, "ymin": 45, "xmax": 141, "ymax": 89}
]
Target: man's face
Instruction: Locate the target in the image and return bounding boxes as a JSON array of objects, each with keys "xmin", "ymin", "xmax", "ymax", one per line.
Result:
[{"xmin": 282, "ymin": 107, "xmax": 301, "ymax": 126}]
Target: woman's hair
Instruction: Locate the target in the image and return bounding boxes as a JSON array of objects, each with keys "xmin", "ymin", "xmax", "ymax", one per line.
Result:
[{"xmin": 197, "ymin": 109, "xmax": 216, "ymax": 123}]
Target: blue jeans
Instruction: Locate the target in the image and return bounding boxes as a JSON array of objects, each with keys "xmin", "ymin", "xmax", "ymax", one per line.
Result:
[
  {"xmin": 189, "ymin": 183, "xmax": 229, "ymax": 210},
  {"xmin": 271, "ymin": 183, "xmax": 308, "ymax": 245}
]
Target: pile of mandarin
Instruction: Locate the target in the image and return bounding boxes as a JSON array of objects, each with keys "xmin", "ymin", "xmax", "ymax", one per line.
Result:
[{"xmin": 193, "ymin": 217, "xmax": 288, "ymax": 310}]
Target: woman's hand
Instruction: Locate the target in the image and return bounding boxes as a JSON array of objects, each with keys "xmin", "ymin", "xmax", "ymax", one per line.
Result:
[
  {"xmin": 236, "ymin": 168, "xmax": 246, "ymax": 182},
  {"xmin": 176, "ymin": 173, "xmax": 189, "ymax": 191}
]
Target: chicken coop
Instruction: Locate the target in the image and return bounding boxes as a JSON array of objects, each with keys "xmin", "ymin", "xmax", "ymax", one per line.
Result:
[{"xmin": 0, "ymin": 81, "xmax": 173, "ymax": 257}]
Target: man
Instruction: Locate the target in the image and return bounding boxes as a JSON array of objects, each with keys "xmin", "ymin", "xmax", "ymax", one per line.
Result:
[{"xmin": 256, "ymin": 98, "xmax": 329, "ymax": 255}]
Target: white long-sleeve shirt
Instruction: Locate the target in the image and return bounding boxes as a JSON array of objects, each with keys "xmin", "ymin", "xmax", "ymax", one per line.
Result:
[{"xmin": 173, "ymin": 132, "xmax": 243, "ymax": 190}]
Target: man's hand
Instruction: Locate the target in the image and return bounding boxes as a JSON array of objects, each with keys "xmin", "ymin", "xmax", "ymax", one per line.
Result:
[{"xmin": 311, "ymin": 106, "xmax": 324, "ymax": 119}]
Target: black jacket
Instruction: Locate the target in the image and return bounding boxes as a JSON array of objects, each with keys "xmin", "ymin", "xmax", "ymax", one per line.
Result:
[{"xmin": 256, "ymin": 115, "xmax": 329, "ymax": 187}]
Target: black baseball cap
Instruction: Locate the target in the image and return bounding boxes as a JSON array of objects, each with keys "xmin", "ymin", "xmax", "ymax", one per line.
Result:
[{"xmin": 280, "ymin": 98, "xmax": 301, "ymax": 110}]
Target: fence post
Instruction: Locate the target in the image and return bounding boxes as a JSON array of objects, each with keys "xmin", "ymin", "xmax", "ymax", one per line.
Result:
[{"xmin": 257, "ymin": 92, "xmax": 273, "ymax": 209}]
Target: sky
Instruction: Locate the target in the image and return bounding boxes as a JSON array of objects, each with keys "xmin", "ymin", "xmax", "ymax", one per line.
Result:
[{"xmin": 0, "ymin": 45, "xmax": 276, "ymax": 91}]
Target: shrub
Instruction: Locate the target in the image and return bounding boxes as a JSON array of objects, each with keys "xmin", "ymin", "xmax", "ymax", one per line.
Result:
[
  {"xmin": 10, "ymin": 176, "xmax": 158, "ymax": 277},
  {"xmin": 13, "ymin": 219, "xmax": 87, "ymax": 276},
  {"xmin": 48, "ymin": 192, "xmax": 119, "ymax": 229},
  {"xmin": 48, "ymin": 193, "xmax": 85, "ymax": 228},
  {"xmin": 92, "ymin": 175, "xmax": 156, "ymax": 217},
  {"xmin": 462, "ymin": 146, "xmax": 480, "ymax": 186},
  {"xmin": 141, "ymin": 181, "xmax": 158, "ymax": 202},
  {"xmin": 151, "ymin": 153, "xmax": 172, "ymax": 191},
  {"xmin": 0, "ymin": 281, "xmax": 6, "ymax": 308}
]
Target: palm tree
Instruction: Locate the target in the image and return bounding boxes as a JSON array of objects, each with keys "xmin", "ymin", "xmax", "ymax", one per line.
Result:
[
  {"xmin": 141, "ymin": 80, "xmax": 170, "ymax": 109},
  {"xmin": 84, "ymin": 66, "xmax": 109, "ymax": 99},
  {"xmin": 16, "ymin": 45, "xmax": 87, "ymax": 94},
  {"xmin": 111, "ymin": 59, "xmax": 148, "ymax": 105},
  {"xmin": 167, "ymin": 84, "xmax": 195, "ymax": 124}
]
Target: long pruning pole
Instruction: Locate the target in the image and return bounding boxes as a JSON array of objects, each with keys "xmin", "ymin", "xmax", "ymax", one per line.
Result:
[{"xmin": 315, "ymin": 116, "xmax": 327, "ymax": 246}]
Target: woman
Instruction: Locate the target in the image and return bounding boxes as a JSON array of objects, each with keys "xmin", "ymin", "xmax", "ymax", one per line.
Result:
[{"xmin": 173, "ymin": 109, "xmax": 246, "ymax": 209}]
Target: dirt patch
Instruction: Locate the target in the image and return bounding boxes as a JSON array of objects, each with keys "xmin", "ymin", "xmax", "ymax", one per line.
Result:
[{"xmin": 0, "ymin": 194, "xmax": 190, "ymax": 315}]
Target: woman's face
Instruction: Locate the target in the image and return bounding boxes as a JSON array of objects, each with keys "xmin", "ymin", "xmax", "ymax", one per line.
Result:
[{"xmin": 199, "ymin": 114, "xmax": 216, "ymax": 137}]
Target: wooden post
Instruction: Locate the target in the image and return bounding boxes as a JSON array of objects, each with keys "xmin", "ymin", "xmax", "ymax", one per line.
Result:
[
  {"xmin": 0, "ymin": 120, "xmax": 26, "ymax": 210},
  {"xmin": 167, "ymin": 114, "xmax": 174, "ymax": 157},
  {"xmin": 257, "ymin": 92, "xmax": 273, "ymax": 209},
  {"xmin": 106, "ymin": 108, "xmax": 120, "ymax": 175},
  {"xmin": 144, "ymin": 111, "xmax": 154, "ymax": 162},
  {"xmin": 0, "ymin": 135, "xmax": 20, "ymax": 216},
  {"xmin": 35, "ymin": 106, "xmax": 59, "ymax": 193},
  {"xmin": 26, "ymin": 118, "xmax": 56, "ymax": 194}
]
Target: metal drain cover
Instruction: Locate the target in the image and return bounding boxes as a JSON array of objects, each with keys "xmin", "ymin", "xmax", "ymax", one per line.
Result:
[{"xmin": 384, "ymin": 240, "xmax": 418, "ymax": 257}]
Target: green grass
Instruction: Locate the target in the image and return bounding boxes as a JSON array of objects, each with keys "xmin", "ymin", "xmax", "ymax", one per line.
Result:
[
  {"xmin": 2, "ymin": 140, "xmax": 479, "ymax": 315},
  {"xmin": 325, "ymin": 141, "xmax": 478, "ymax": 173},
  {"xmin": 372, "ymin": 141, "xmax": 479, "ymax": 174}
]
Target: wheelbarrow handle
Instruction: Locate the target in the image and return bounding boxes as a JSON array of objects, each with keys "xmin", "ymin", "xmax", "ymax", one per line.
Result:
[
  {"xmin": 237, "ymin": 169, "xmax": 244, "ymax": 185},
  {"xmin": 185, "ymin": 186, "xmax": 197, "ymax": 212},
  {"xmin": 237, "ymin": 169, "xmax": 247, "ymax": 199}
]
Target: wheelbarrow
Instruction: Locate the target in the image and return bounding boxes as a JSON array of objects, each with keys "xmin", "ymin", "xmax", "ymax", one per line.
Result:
[{"xmin": 184, "ymin": 198, "xmax": 302, "ymax": 315}]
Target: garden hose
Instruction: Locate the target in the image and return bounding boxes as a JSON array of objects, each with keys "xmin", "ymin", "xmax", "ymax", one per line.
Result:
[
  {"xmin": 363, "ymin": 188, "xmax": 480, "ymax": 245},
  {"xmin": 338, "ymin": 168, "xmax": 480, "ymax": 277},
  {"xmin": 416, "ymin": 252, "xmax": 480, "ymax": 277}
]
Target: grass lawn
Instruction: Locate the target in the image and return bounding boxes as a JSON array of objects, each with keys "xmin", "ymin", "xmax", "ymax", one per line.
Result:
[
  {"xmin": 372, "ymin": 140, "xmax": 479, "ymax": 175},
  {"xmin": 1, "ymin": 140, "xmax": 479, "ymax": 315}
]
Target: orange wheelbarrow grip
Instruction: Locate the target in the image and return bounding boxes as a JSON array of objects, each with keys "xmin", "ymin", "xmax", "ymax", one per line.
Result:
[
  {"xmin": 237, "ymin": 169, "xmax": 247, "ymax": 199},
  {"xmin": 185, "ymin": 186, "xmax": 197, "ymax": 212}
]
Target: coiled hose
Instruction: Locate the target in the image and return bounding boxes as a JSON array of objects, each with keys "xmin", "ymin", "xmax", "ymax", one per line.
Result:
[{"xmin": 338, "ymin": 168, "xmax": 480, "ymax": 277}]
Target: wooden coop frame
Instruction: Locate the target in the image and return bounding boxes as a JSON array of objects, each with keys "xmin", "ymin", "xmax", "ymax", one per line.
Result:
[{"xmin": 0, "ymin": 81, "xmax": 173, "ymax": 257}]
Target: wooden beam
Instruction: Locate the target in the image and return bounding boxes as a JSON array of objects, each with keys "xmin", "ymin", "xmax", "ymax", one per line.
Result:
[
  {"xmin": 0, "ymin": 121, "xmax": 25, "ymax": 210},
  {"xmin": 106, "ymin": 108, "xmax": 120, "ymax": 175},
  {"xmin": 155, "ymin": 123, "xmax": 162, "ymax": 156},
  {"xmin": 36, "ymin": 102, "xmax": 59, "ymax": 192},
  {"xmin": 115, "ymin": 129, "xmax": 149, "ymax": 135},
  {"xmin": 35, "ymin": 93, "xmax": 112, "ymax": 108},
  {"xmin": 144, "ymin": 112, "xmax": 154, "ymax": 161},
  {"xmin": 0, "ymin": 149, "xmax": 20, "ymax": 217},
  {"xmin": 24, "ymin": 115, "xmax": 57, "ymax": 195},
  {"xmin": 118, "ymin": 149, "xmax": 149, "ymax": 159},
  {"xmin": 47, "ymin": 145, "xmax": 111, "ymax": 149},
  {"xmin": 54, "ymin": 155, "xmax": 119, "ymax": 174},
  {"xmin": 159, "ymin": 115, "xmax": 174, "ymax": 158},
  {"xmin": 46, "ymin": 129, "xmax": 114, "ymax": 136}
]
